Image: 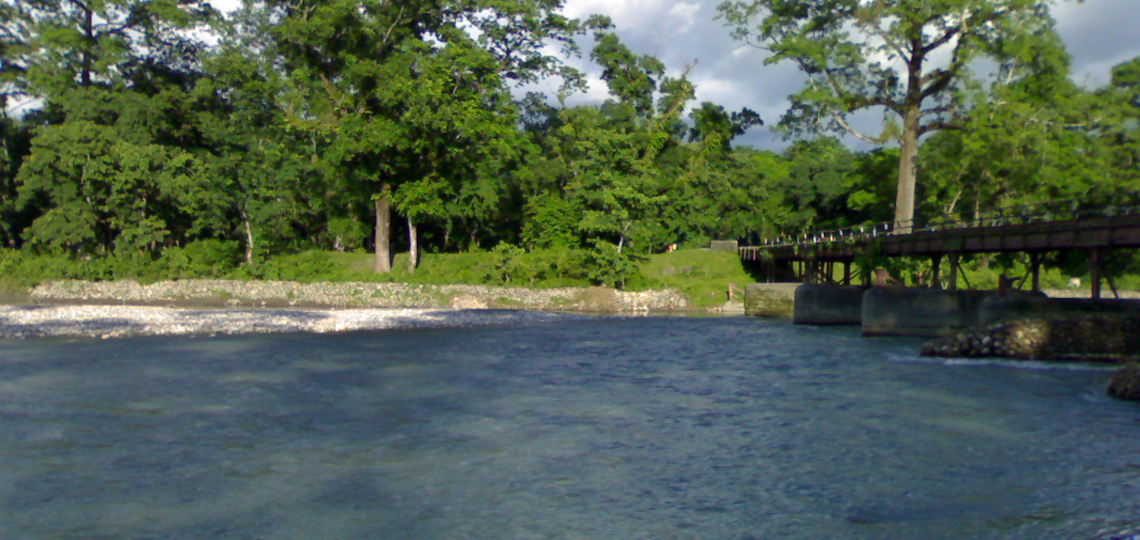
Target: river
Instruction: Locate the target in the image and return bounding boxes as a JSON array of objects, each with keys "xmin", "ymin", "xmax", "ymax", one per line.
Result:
[{"xmin": 0, "ymin": 316, "xmax": 1136, "ymax": 539}]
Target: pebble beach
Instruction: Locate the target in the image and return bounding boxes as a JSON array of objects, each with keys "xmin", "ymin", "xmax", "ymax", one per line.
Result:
[{"xmin": 0, "ymin": 305, "xmax": 584, "ymax": 340}]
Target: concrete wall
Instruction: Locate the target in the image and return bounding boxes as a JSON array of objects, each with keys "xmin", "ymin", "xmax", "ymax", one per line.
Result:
[
  {"xmin": 862, "ymin": 288, "xmax": 999, "ymax": 337},
  {"xmin": 980, "ymin": 294, "xmax": 1140, "ymax": 325},
  {"xmin": 744, "ymin": 283, "xmax": 798, "ymax": 318},
  {"xmin": 793, "ymin": 284, "xmax": 867, "ymax": 325},
  {"xmin": 756, "ymin": 277, "xmax": 1140, "ymax": 337},
  {"xmin": 710, "ymin": 240, "xmax": 739, "ymax": 252}
]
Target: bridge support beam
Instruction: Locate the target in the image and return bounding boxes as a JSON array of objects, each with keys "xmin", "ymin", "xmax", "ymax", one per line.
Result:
[
  {"xmin": 1090, "ymin": 248, "xmax": 1103, "ymax": 300},
  {"xmin": 948, "ymin": 253, "xmax": 960, "ymax": 291},
  {"xmin": 1029, "ymin": 252, "xmax": 1042, "ymax": 292},
  {"xmin": 931, "ymin": 255, "xmax": 942, "ymax": 289}
]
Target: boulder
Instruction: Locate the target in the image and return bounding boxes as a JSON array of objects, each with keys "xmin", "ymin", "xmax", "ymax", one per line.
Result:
[{"xmin": 1107, "ymin": 365, "xmax": 1140, "ymax": 401}]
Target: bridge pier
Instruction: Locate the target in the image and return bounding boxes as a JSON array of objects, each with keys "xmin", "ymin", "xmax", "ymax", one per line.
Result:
[
  {"xmin": 948, "ymin": 253, "xmax": 960, "ymax": 291},
  {"xmin": 1029, "ymin": 252, "xmax": 1042, "ymax": 292},
  {"xmin": 792, "ymin": 284, "xmax": 867, "ymax": 325},
  {"xmin": 931, "ymin": 255, "xmax": 942, "ymax": 289},
  {"xmin": 1090, "ymin": 248, "xmax": 1103, "ymax": 300}
]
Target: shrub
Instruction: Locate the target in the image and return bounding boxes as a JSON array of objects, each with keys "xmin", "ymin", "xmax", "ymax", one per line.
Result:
[
  {"xmin": 520, "ymin": 195, "xmax": 579, "ymax": 250},
  {"xmin": 239, "ymin": 251, "xmax": 342, "ymax": 282},
  {"xmin": 490, "ymin": 242, "xmax": 527, "ymax": 285},
  {"xmin": 161, "ymin": 239, "xmax": 241, "ymax": 279},
  {"xmin": 583, "ymin": 239, "xmax": 643, "ymax": 289}
]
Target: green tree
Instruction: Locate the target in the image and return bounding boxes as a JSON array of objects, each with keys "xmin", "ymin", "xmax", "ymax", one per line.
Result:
[
  {"xmin": 15, "ymin": 119, "xmax": 201, "ymax": 253},
  {"xmin": 1100, "ymin": 57, "xmax": 1140, "ymax": 199},
  {"xmin": 391, "ymin": 37, "xmax": 523, "ymax": 270},
  {"xmin": 688, "ymin": 102, "xmax": 762, "ymax": 154},
  {"xmin": 18, "ymin": 0, "xmax": 214, "ymax": 93},
  {"xmin": 920, "ymin": 56, "xmax": 1112, "ymax": 222},
  {"xmin": 780, "ymin": 138, "xmax": 854, "ymax": 231},
  {"xmin": 191, "ymin": 11, "xmax": 323, "ymax": 266},
  {"xmin": 272, "ymin": 0, "xmax": 585, "ymax": 274},
  {"xmin": 719, "ymin": 0, "xmax": 1073, "ymax": 232},
  {"xmin": 0, "ymin": 1, "xmax": 26, "ymax": 108}
]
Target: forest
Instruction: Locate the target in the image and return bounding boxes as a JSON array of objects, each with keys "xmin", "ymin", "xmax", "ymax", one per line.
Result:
[{"xmin": 0, "ymin": 0, "xmax": 1137, "ymax": 289}]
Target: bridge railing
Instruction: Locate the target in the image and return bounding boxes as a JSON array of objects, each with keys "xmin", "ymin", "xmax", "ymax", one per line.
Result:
[{"xmin": 753, "ymin": 200, "xmax": 1140, "ymax": 250}]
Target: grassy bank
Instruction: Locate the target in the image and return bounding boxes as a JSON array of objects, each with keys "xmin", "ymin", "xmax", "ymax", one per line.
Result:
[{"xmin": 0, "ymin": 248, "xmax": 753, "ymax": 310}]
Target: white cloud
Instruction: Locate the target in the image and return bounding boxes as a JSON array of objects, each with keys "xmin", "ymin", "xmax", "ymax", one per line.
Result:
[
  {"xmin": 561, "ymin": 0, "xmax": 673, "ymax": 26},
  {"xmin": 669, "ymin": 2, "xmax": 701, "ymax": 34},
  {"xmin": 206, "ymin": 0, "xmax": 240, "ymax": 13}
]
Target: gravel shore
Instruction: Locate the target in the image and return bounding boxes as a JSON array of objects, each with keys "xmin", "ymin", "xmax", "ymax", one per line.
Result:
[{"xmin": 0, "ymin": 305, "xmax": 587, "ymax": 340}]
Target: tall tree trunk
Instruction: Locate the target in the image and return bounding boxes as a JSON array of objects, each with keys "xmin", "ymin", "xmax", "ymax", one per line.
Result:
[
  {"xmin": 973, "ymin": 185, "xmax": 982, "ymax": 225},
  {"xmin": 374, "ymin": 185, "xmax": 391, "ymax": 273},
  {"xmin": 617, "ymin": 220, "xmax": 632, "ymax": 254},
  {"xmin": 407, "ymin": 215, "xmax": 418, "ymax": 272},
  {"xmin": 81, "ymin": 6, "xmax": 93, "ymax": 86},
  {"xmin": 241, "ymin": 210, "xmax": 255, "ymax": 265},
  {"xmin": 894, "ymin": 106, "xmax": 919, "ymax": 234}
]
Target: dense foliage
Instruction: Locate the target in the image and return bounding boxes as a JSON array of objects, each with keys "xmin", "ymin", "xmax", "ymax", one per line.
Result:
[{"xmin": 0, "ymin": 0, "xmax": 1137, "ymax": 288}]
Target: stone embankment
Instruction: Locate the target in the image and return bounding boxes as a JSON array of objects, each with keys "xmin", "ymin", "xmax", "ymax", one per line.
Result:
[
  {"xmin": 921, "ymin": 314, "xmax": 1140, "ymax": 402},
  {"xmin": 921, "ymin": 314, "xmax": 1140, "ymax": 362},
  {"xmin": 28, "ymin": 279, "xmax": 689, "ymax": 313}
]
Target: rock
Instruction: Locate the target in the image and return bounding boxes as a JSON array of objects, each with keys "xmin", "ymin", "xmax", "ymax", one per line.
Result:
[
  {"xmin": 920, "ymin": 315, "xmax": 1140, "ymax": 362},
  {"xmin": 1107, "ymin": 365, "xmax": 1140, "ymax": 401},
  {"xmin": 27, "ymin": 279, "xmax": 691, "ymax": 313}
]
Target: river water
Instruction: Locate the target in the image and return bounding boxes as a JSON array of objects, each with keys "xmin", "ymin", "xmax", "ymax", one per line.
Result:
[{"xmin": 0, "ymin": 316, "xmax": 1137, "ymax": 539}]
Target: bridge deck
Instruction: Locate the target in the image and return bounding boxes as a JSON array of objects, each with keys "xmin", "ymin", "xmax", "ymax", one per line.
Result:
[{"xmin": 740, "ymin": 213, "xmax": 1140, "ymax": 262}]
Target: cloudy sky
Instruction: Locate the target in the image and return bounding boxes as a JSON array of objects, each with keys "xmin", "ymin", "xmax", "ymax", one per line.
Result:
[{"xmin": 207, "ymin": 0, "xmax": 1140, "ymax": 150}]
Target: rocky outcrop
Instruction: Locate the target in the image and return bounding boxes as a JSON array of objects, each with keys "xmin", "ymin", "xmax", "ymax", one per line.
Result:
[
  {"xmin": 1107, "ymin": 365, "xmax": 1140, "ymax": 401},
  {"xmin": 27, "ymin": 280, "xmax": 690, "ymax": 313},
  {"xmin": 921, "ymin": 315, "xmax": 1140, "ymax": 363}
]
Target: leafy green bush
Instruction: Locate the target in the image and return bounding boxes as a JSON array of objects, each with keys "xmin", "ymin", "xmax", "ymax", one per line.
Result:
[
  {"xmin": 521, "ymin": 195, "xmax": 579, "ymax": 250},
  {"xmin": 0, "ymin": 249, "xmax": 111, "ymax": 285},
  {"xmin": 99, "ymin": 251, "xmax": 167, "ymax": 283},
  {"xmin": 161, "ymin": 239, "xmax": 241, "ymax": 279},
  {"xmin": 583, "ymin": 239, "xmax": 643, "ymax": 289},
  {"xmin": 520, "ymin": 248, "xmax": 589, "ymax": 286},
  {"xmin": 238, "ymin": 250, "xmax": 343, "ymax": 282},
  {"xmin": 491, "ymin": 242, "xmax": 527, "ymax": 285}
]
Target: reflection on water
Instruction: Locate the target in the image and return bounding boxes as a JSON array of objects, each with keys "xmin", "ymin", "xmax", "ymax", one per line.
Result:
[{"xmin": 0, "ymin": 318, "xmax": 1138, "ymax": 539}]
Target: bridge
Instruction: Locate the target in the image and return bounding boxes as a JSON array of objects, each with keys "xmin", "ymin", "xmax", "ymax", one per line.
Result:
[{"xmin": 739, "ymin": 202, "xmax": 1140, "ymax": 300}]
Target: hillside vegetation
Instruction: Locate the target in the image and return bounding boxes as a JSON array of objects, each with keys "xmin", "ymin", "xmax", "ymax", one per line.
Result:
[
  {"xmin": 0, "ymin": 248, "xmax": 754, "ymax": 310},
  {"xmin": 2, "ymin": 1, "xmax": 1138, "ymax": 295}
]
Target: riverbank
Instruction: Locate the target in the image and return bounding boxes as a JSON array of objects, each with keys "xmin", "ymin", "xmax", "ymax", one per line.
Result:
[
  {"xmin": 0, "ymin": 305, "xmax": 586, "ymax": 340},
  {"xmin": 24, "ymin": 279, "xmax": 691, "ymax": 312}
]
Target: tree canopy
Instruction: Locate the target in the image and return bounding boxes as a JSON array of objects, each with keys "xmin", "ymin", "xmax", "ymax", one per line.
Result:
[
  {"xmin": 0, "ymin": 0, "xmax": 1134, "ymax": 287},
  {"xmin": 718, "ymin": 0, "xmax": 1076, "ymax": 232}
]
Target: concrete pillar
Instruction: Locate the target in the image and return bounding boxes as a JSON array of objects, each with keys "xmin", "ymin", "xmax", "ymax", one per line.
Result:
[
  {"xmin": 948, "ymin": 253, "xmax": 959, "ymax": 291},
  {"xmin": 1029, "ymin": 252, "xmax": 1041, "ymax": 292},
  {"xmin": 862, "ymin": 287, "xmax": 995, "ymax": 337},
  {"xmin": 1090, "ymin": 248, "xmax": 1103, "ymax": 300},
  {"xmin": 931, "ymin": 255, "xmax": 942, "ymax": 289},
  {"xmin": 793, "ymin": 284, "xmax": 867, "ymax": 325},
  {"xmin": 744, "ymin": 283, "xmax": 798, "ymax": 318}
]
